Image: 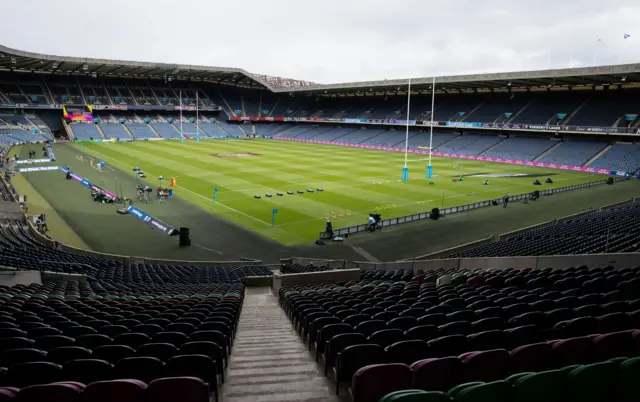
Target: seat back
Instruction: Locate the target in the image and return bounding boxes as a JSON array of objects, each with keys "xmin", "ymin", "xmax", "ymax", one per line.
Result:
[
  {"xmin": 81, "ymin": 379, "xmax": 146, "ymax": 402},
  {"xmin": 411, "ymin": 357, "xmax": 463, "ymax": 391},
  {"xmin": 145, "ymin": 377, "xmax": 208, "ymax": 402},
  {"xmin": 352, "ymin": 363, "xmax": 412, "ymax": 402},
  {"xmin": 6, "ymin": 361, "xmax": 61, "ymax": 388},
  {"xmin": 385, "ymin": 340, "xmax": 430, "ymax": 366},
  {"xmin": 336, "ymin": 344, "xmax": 387, "ymax": 382},
  {"xmin": 462, "ymin": 349, "xmax": 510, "ymax": 382}
]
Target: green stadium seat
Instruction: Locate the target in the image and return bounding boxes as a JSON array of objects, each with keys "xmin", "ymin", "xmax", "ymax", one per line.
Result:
[
  {"xmin": 446, "ymin": 382, "xmax": 483, "ymax": 399},
  {"xmin": 513, "ymin": 369, "xmax": 567, "ymax": 402},
  {"xmin": 381, "ymin": 390, "xmax": 451, "ymax": 402},
  {"xmin": 504, "ymin": 372, "xmax": 533, "ymax": 384},
  {"xmin": 567, "ymin": 362, "xmax": 618, "ymax": 402},
  {"xmin": 453, "ymin": 380, "xmax": 513, "ymax": 402},
  {"xmin": 617, "ymin": 357, "xmax": 640, "ymax": 402}
]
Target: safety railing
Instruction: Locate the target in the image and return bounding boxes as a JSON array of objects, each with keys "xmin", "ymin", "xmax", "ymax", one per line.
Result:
[{"xmin": 321, "ymin": 179, "xmax": 613, "ymax": 238}]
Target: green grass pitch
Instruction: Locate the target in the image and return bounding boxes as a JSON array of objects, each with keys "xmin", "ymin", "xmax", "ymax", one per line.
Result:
[{"xmin": 72, "ymin": 139, "xmax": 605, "ymax": 245}]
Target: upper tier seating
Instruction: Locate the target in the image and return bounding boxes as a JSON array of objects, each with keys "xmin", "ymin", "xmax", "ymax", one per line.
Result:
[
  {"xmin": 537, "ymin": 140, "xmax": 608, "ymax": 166},
  {"xmin": 510, "ymin": 93, "xmax": 585, "ymax": 125},
  {"xmin": 435, "ymin": 134, "xmax": 504, "ymax": 156},
  {"xmin": 570, "ymin": 91, "xmax": 640, "ymax": 127},
  {"xmin": 432, "ymin": 96, "xmax": 484, "ymax": 122},
  {"xmin": 481, "ymin": 137, "xmax": 556, "ymax": 161},
  {"xmin": 464, "ymin": 94, "xmax": 533, "ymax": 123},
  {"xmin": 450, "ymin": 201, "xmax": 640, "ymax": 257},
  {"xmin": 589, "ymin": 143, "xmax": 640, "ymax": 173}
]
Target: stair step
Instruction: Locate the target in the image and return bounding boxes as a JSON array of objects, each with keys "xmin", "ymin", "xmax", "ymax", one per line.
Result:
[{"xmin": 221, "ymin": 288, "xmax": 345, "ymax": 402}]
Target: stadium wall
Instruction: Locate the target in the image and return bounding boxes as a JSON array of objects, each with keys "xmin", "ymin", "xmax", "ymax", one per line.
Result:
[
  {"xmin": 272, "ymin": 268, "xmax": 361, "ymax": 296},
  {"xmin": 25, "ymin": 215, "xmax": 263, "ymax": 267},
  {"xmin": 0, "ymin": 268, "xmax": 42, "ymax": 286},
  {"xmin": 280, "ymin": 257, "xmax": 349, "ymax": 269},
  {"xmin": 353, "ymin": 252, "xmax": 640, "ymax": 272}
]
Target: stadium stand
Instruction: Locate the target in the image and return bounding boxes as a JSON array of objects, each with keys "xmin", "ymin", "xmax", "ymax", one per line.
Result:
[
  {"xmin": 125, "ymin": 123, "xmax": 158, "ymax": 140},
  {"xmin": 0, "ymin": 216, "xmax": 272, "ymax": 280},
  {"xmin": 99, "ymin": 124, "xmax": 132, "ymax": 140},
  {"xmin": 568, "ymin": 90, "xmax": 640, "ymax": 127},
  {"xmin": 174, "ymin": 122, "xmax": 209, "ymax": 138},
  {"xmin": 589, "ymin": 143, "xmax": 640, "ymax": 173},
  {"xmin": 213, "ymin": 120, "xmax": 245, "ymax": 138},
  {"xmin": 409, "ymin": 131, "xmax": 459, "ymax": 150},
  {"xmin": 150, "ymin": 123, "xmax": 181, "ymax": 139},
  {"xmin": 280, "ymin": 265, "xmax": 640, "ymax": 399},
  {"xmin": 450, "ymin": 200, "xmax": 640, "ymax": 257},
  {"xmin": 69, "ymin": 124, "xmax": 101, "ymax": 141},
  {"xmin": 510, "ymin": 93, "xmax": 586, "ymax": 125},
  {"xmin": 332, "ymin": 128, "xmax": 386, "ymax": 144},
  {"xmin": 291, "ymin": 125, "xmax": 336, "ymax": 139},
  {"xmin": 435, "ymin": 134, "xmax": 505, "ymax": 156},
  {"xmin": 0, "ymin": 129, "xmax": 45, "ymax": 144},
  {"xmin": 537, "ymin": 140, "xmax": 608, "ymax": 166},
  {"xmin": 463, "ymin": 94, "xmax": 533, "ymax": 123},
  {"xmin": 481, "ymin": 136, "xmax": 556, "ymax": 161},
  {"xmin": 0, "ymin": 199, "xmax": 280, "ymax": 401},
  {"xmin": 196, "ymin": 122, "xmax": 228, "ymax": 138}
]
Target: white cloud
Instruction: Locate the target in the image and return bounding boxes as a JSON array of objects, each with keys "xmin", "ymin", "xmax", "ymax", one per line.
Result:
[{"xmin": 1, "ymin": 0, "xmax": 638, "ymax": 83}]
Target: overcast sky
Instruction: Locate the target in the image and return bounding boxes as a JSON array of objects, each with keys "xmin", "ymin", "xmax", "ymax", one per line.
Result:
[{"xmin": 1, "ymin": 0, "xmax": 638, "ymax": 83}]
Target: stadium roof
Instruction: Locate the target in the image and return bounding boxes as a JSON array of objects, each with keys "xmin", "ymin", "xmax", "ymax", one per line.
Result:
[{"xmin": 2, "ymin": 43, "xmax": 640, "ymax": 95}]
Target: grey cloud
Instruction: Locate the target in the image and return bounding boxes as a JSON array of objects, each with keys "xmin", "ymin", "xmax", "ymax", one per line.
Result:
[{"xmin": 0, "ymin": 0, "xmax": 638, "ymax": 83}]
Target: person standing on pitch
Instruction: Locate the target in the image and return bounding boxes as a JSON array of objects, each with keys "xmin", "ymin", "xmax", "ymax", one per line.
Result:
[
  {"xmin": 325, "ymin": 220, "xmax": 334, "ymax": 239},
  {"xmin": 503, "ymin": 192, "xmax": 509, "ymax": 208},
  {"xmin": 367, "ymin": 214, "xmax": 376, "ymax": 232}
]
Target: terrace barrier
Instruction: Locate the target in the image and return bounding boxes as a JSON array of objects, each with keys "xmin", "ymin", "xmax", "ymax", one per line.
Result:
[
  {"xmin": 353, "ymin": 252, "xmax": 640, "ymax": 272},
  {"xmin": 321, "ymin": 179, "xmax": 615, "ymax": 239}
]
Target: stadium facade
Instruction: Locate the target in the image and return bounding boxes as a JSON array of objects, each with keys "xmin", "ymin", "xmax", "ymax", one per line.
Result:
[{"xmin": 1, "ymin": 43, "xmax": 640, "ymax": 174}]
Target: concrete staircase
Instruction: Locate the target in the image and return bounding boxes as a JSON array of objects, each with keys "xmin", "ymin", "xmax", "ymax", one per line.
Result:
[
  {"xmin": 221, "ymin": 287, "xmax": 344, "ymax": 402},
  {"xmin": 147, "ymin": 123, "xmax": 162, "ymax": 138},
  {"xmin": 534, "ymin": 140, "xmax": 562, "ymax": 162},
  {"xmin": 61, "ymin": 118, "xmax": 76, "ymax": 140},
  {"xmin": 95, "ymin": 124, "xmax": 107, "ymax": 140},
  {"xmin": 585, "ymin": 144, "xmax": 613, "ymax": 166},
  {"xmin": 561, "ymin": 98, "xmax": 589, "ymax": 126}
]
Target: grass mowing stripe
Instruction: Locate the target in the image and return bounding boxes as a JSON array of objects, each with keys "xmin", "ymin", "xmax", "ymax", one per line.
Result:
[{"xmin": 73, "ymin": 140, "xmax": 607, "ymax": 244}]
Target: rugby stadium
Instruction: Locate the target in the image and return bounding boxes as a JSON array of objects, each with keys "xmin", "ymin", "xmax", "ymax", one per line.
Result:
[{"xmin": 0, "ymin": 40, "xmax": 638, "ymax": 402}]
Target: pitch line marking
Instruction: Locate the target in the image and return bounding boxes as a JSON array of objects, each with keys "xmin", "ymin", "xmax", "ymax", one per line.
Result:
[
  {"xmin": 275, "ymin": 174, "xmax": 592, "ymax": 228},
  {"xmin": 79, "ymin": 144, "xmax": 597, "ymax": 231}
]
